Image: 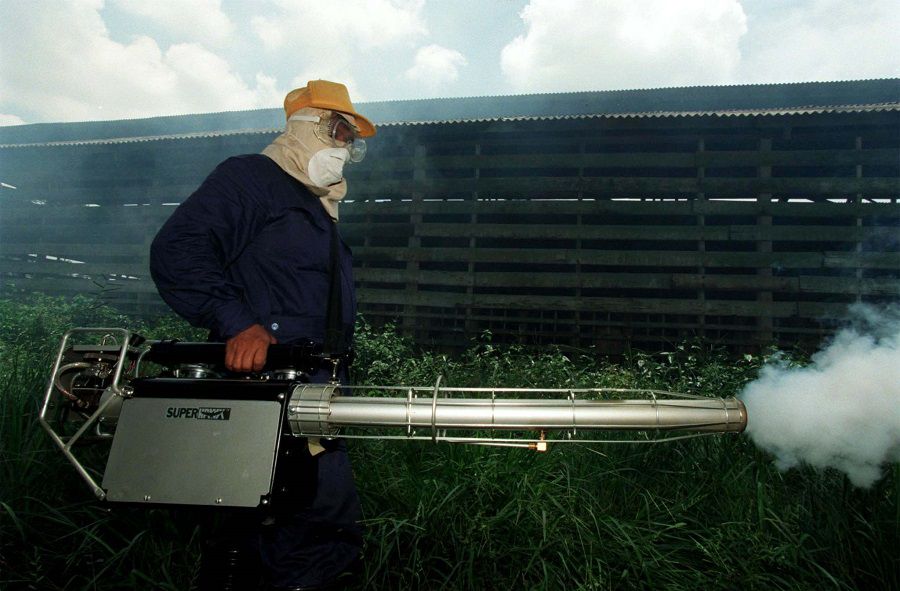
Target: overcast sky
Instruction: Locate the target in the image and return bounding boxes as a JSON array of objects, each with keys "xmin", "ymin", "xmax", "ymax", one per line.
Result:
[{"xmin": 0, "ymin": 0, "xmax": 897, "ymax": 126}]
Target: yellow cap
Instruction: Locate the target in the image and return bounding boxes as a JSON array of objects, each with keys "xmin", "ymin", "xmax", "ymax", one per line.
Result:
[{"xmin": 283, "ymin": 80, "xmax": 376, "ymax": 138}]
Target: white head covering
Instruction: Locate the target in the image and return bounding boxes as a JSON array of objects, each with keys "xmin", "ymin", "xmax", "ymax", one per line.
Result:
[{"xmin": 262, "ymin": 107, "xmax": 348, "ymax": 220}]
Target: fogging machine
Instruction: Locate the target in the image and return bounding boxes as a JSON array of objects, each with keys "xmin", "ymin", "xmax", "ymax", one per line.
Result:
[{"xmin": 40, "ymin": 328, "xmax": 747, "ymax": 509}]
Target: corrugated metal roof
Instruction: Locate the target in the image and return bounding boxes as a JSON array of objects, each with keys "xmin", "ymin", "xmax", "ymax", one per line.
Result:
[
  {"xmin": 0, "ymin": 128, "xmax": 279, "ymax": 149},
  {"xmin": 1, "ymin": 79, "xmax": 897, "ymax": 148},
  {"xmin": 351, "ymin": 79, "xmax": 900, "ymax": 123},
  {"xmin": 1, "ymin": 102, "xmax": 897, "ymax": 149},
  {"xmin": 378, "ymin": 101, "xmax": 900, "ymax": 127}
]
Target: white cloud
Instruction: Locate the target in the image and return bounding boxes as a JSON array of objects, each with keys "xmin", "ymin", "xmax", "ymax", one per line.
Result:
[
  {"xmin": 501, "ymin": 0, "xmax": 748, "ymax": 92},
  {"xmin": 0, "ymin": 0, "xmax": 280, "ymax": 122},
  {"xmin": 738, "ymin": 0, "xmax": 900, "ymax": 83},
  {"xmin": 112, "ymin": 0, "xmax": 236, "ymax": 46},
  {"xmin": 405, "ymin": 44, "xmax": 467, "ymax": 93},
  {"xmin": 0, "ymin": 114, "xmax": 26, "ymax": 127},
  {"xmin": 162, "ymin": 44, "xmax": 284, "ymax": 110},
  {"xmin": 251, "ymin": 0, "xmax": 427, "ymax": 100},
  {"xmin": 253, "ymin": 0, "xmax": 426, "ymax": 51}
]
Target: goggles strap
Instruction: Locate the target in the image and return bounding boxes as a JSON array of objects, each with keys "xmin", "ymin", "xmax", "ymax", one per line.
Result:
[{"xmin": 288, "ymin": 114, "xmax": 321, "ymax": 123}]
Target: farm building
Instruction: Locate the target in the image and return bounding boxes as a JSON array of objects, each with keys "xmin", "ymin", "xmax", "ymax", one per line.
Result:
[{"xmin": 1, "ymin": 78, "xmax": 898, "ymax": 353}]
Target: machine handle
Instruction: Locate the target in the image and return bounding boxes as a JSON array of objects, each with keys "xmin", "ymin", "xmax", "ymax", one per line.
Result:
[{"xmin": 144, "ymin": 341, "xmax": 352, "ymax": 371}]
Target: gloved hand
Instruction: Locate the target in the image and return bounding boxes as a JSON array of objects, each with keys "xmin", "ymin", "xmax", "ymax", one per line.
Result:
[{"xmin": 225, "ymin": 323, "xmax": 277, "ymax": 372}]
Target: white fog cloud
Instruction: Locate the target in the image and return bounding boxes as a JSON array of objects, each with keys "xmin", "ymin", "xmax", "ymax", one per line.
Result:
[
  {"xmin": 112, "ymin": 0, "xmax": 236, "ymax": 46},
  {"xmin": 739, "ymin": 0, "xmax": 900, "ymax": 83},
  {"xmin": 0, "ymin": 0, "xmax": 280, "ymax": 122},
  {"xmin": 742, "ymin": 305, "xmax": 900, "ymax": 488},
  {"xmin": 405, "ymin": 44, "xmax": 467, "ymax": 93},
  {"xmin": 501, "ymin": 0, "xmax": 748, "ymax": 92}
]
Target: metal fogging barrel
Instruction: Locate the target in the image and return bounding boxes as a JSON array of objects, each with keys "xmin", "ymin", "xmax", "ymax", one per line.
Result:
[{"xmin": 289, "ymin": 382, "xmax": 747, "ymax": 448}]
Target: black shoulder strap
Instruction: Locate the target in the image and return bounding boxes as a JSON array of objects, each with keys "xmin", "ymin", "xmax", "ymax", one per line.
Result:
[{"xmin": 323, "ymin": 220, "xmax": 344, "ymax": 355}]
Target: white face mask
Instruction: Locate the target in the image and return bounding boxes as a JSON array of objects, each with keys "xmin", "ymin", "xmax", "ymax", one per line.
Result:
[{"xmin": 306, "ymin": 146, "xmax": 350, "ymax": 188}]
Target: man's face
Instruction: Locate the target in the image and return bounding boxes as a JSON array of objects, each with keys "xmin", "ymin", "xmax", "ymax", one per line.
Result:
[
  {"xmin": 315, "ymin": 112, "xmax": 359, "ymax": 148},
  {"xmin": 330, "ymin": 114, "xmax": 358, "ymax": 145},
  {"xmin": 318, "ymin": 112, "xmax": 367, "ymax": 163}
]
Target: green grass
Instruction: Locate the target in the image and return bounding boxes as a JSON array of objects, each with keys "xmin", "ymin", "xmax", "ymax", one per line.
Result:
[{"xmin": 1, "ymin": 296, "xmax": 898, "ymax": 590}]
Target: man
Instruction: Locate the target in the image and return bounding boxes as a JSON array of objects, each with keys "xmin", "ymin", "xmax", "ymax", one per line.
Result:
[{"xmin": 150, "ymin": 80, "xmax": 375, "ymax": 590}]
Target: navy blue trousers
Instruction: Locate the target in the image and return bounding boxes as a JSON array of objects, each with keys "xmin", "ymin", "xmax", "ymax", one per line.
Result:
[
  {"xmin": 261, "ymin": 437, "xmax": 363, "ymax": 588},
  {"xmin": 201, "ymin": 362, "xmax": 362, "ymax": 589}
]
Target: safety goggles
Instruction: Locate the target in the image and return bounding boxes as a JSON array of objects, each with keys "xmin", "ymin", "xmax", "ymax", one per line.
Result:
[{"xmin": 289, "ymin": 112, "xmax": 367, "ymax": 162}]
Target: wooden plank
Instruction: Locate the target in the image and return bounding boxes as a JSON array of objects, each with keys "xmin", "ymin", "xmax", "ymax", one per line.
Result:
[
  {"xmin": 1, "ymin": 260, "xmax": 150, "ymax": 277},
  {"xmin": 349, "ymin": 177, "xmax": 665, "ymax": 197},
  {"xmin": 345, "ymin": 200, "xmax": 694, "ymax": 216},
  {"xmin": 0, "ymin": 184, "xmax": 198, "ymax": 205},
  {"xmin": 354, "ymin": 246, "xmax": 832, "ymax": 267},
  {"xmin": 823, "ymin": 252, "xmax": 900, "ymax": 268},
  {"xmin": 798, "ymin": 276, "xmax": 900, "ymax": 296},
  {"xmin": 671, "ymin": 274, "xmax": 797, "ymax": 291},
  {"xmin": 0, "ymin": 243, "xmax": 148, "ymax": 257},
  {"xmin": 357, "ymin": 268, "xmax": 471, "ymax": 286},
  {"xmin": 0, "ymin": 226, "xmax": 159, "ymax": 245},
  {"xmin": 728, "ymin": 225, "xmax": 896, "ymax": 241},
  {"xmin": 343, "ymin": 176, "xmax": 898, "ymax": 199},
  {"xmin": 358, "ymin": 269, "xmax": 900, "ymax": 296},
  {"xmin": 9, "ymin": 269, "xmax": 895, "ymax": 307},
  {"xmin": 702, "ymin": 148, "xmax": 897, "ymax": 167},
  {"xmin": 357, "ymin": 269, "xmax": 677, "ymax": 289},
  {"xmin": 2, "ymin": 276, "xmax": 158, "ymax": 295},
  {"xmin": 412, "ymin": 223, "xmax": 731, "ymax": 241},
  {"xmin": 344, "ymin": 198, "xmax": 900, "ymax": 218},
  {"xmin": 11, "ymin": 248, "xmax": 891, "ymax": 279},
  {"xmin": 694, "ymin": 200, "xmax": 900, "ymax": 217},
  {"xmin": 364, "ymin": 148, "xmax": 897, "ymax": 172},
  {"xmin": 74, "ymin": 142, "xmax": 876, "ymax": 179},
  {"xmin": 360, "ymin": 308, "xmax": 765, "ymax": 334},
  {"xmin": 670, "ymin": 274, "xmax": 900, "ymax": 295},
  {"xmin": 364, "ymin": 311, "xmax": 830, "ymax": 342},
  {"xmin": 404, "ymin": 222, "xmax": 896, "ymax": 242},
  {"xmin": 357, "ymin": 288, "xmax": 855, "ymax": 318},
  {"xmin": 341, "ymin": 222, "xmax": 413, "ymax": 236},
  {"xmin": 7, "ymin": 196, "xmax": 895, "ymax": 223},
  {"xmin": 0, "ymin": 204, "xmax": 175, "ymax": 224},
  {"xmin": 353, "ymin": 200, "xmax": 899, "ymax": 219}
]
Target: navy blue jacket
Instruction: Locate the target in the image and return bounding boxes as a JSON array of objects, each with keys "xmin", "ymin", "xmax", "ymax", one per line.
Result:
[{"xmin": 150, "ymin": 154, "xmax": 356, "ymax": 349}]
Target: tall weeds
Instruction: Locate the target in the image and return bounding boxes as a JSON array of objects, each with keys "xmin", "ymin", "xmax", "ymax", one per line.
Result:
[{"xmin": 1, "ymin": 298, "xmax": 897, "ymax": 590}]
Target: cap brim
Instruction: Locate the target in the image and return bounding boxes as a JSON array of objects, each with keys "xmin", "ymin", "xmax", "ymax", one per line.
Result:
[{"xmin": 343, "ymin": 111, "xmax": 376, "ymax": 138}]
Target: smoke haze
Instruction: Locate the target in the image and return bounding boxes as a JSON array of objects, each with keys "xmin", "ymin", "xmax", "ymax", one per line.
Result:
[{"xmin": 741, "ymin": 305, "xmax": 900, "ymax": 487}]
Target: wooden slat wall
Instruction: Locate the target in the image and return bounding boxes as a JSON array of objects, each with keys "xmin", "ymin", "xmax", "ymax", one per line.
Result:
[{"xmin": 1, "ymin": 110, "xmax": 898, "ymax": 352}]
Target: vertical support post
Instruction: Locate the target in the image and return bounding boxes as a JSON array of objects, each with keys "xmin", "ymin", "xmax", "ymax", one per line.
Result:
[
  {"xmin": 137, "ymin": 202, "xmax": 160, "ymax": 320},
  {"xmin": 695, "ymin": 137, "xmax": 707, "ymax": 340},
  {"xmin": 403, "ymin": 144, "xmax": 426, "ymax": 338},
  {"xmin": 756, "ymin": 137, "xmax": 774, "ymax": 346},
  {"xmin": 854, "ymin": 135, "xmax": 864, "ymax": 304},
  {"xmin": 571, "ymin": 137, "xmax": 584, "ymax": 346},
  {"xmin": 466, "ymin": 143, "xmax": 480, "ymax": 336}
]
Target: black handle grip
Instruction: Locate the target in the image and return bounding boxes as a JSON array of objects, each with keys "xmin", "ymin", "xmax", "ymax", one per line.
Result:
[{"xmin": 145, "ymin": 340, "xmax": 328, "ymax": 371}]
